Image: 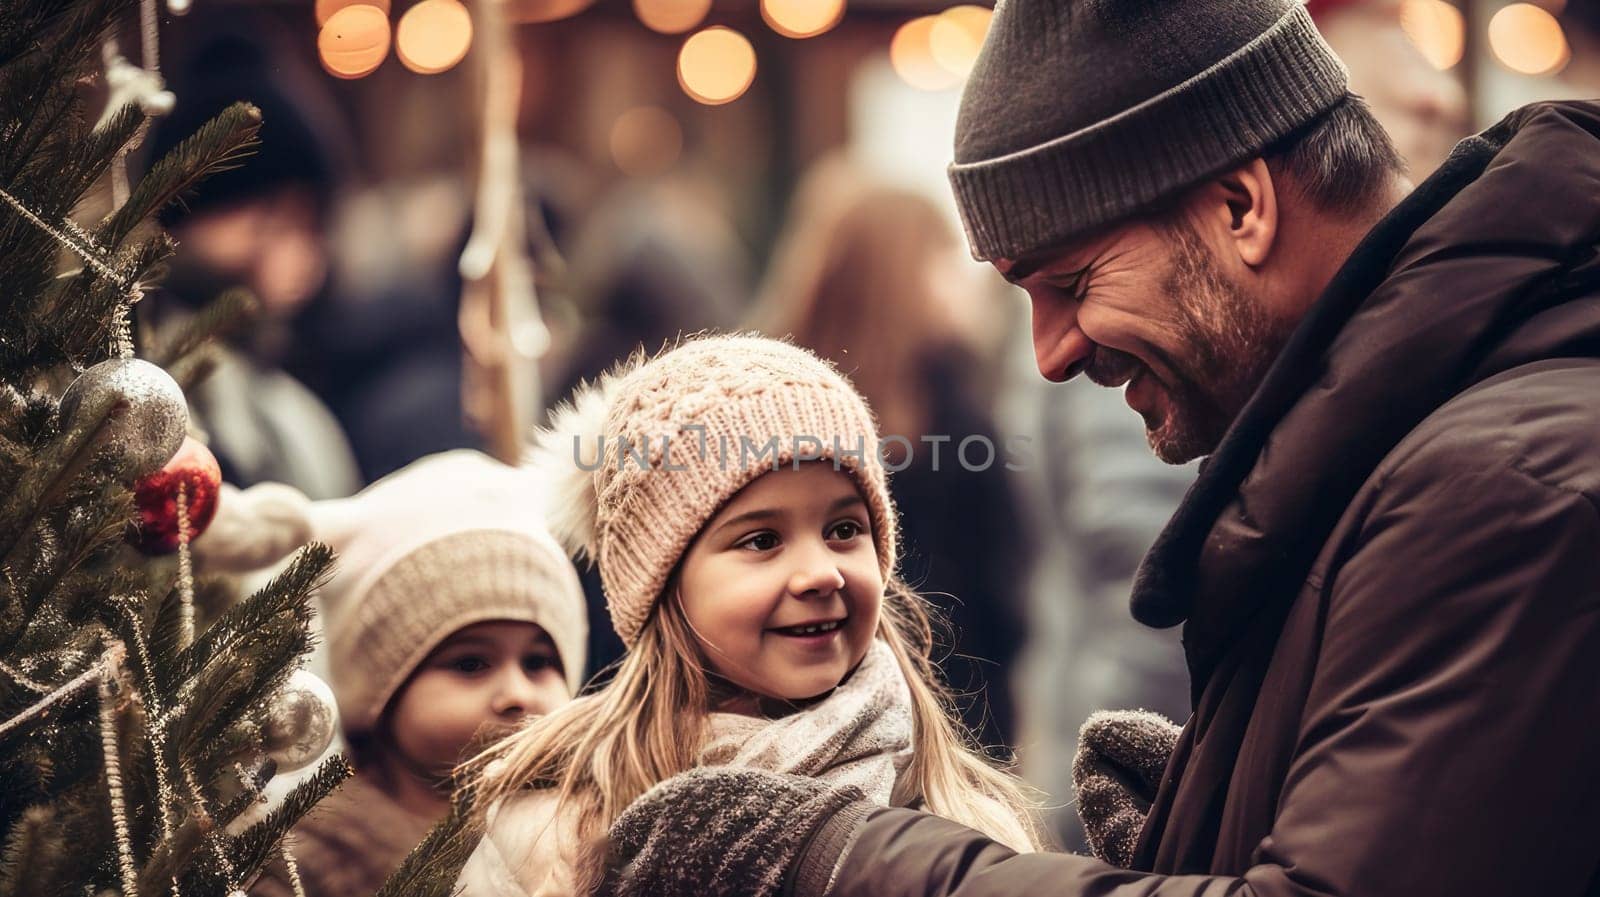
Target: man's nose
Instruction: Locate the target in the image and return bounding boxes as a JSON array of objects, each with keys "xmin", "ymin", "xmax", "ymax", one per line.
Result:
[{"xmin": 1031, "ymin": 292, "xmax": 1093, "ymax": 382}]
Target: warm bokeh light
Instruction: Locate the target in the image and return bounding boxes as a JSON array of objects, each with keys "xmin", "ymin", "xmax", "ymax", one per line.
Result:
[
  {"xmin": 318, "ymin": 4, "xmax": 391, "ymax": 80},
  {"xmin": 504, "ymin": 0, "xmax": 596, "ymax": 23},
  {"xmin": 1489, "ymin": 2, "xmax": 1571, "ymax": 75},
  {"xmin": 891, "ymin": 16, "xmax": 961, "ymax": 91},
  {"xmin": 1399, "ymin": 0, "xmax": 1465, "ymax": 70},
  {"xmin": 677, "ymin": 26, "xmax": 758, "ymax": 105},
  {"xmin": 635, "ymin": 0, "xmax": 713, "ymax": 35},
  {"xmin": 929, "ymin": 5, "xmax": 992, "ymax": 77},
  {"xmin": 315, "ymin": 0, "xmax": 389, "ymax": 27},
  {"xmin": 762, "ymin": 0, "xmax": 846, "ymax": 39},
  {"xmin": 396, "ymin": 0, "xmax": 473, "ymax": 74},
  {"xmin": 610, "ymin": 106, "xmax": 685, "ymax": 176}
]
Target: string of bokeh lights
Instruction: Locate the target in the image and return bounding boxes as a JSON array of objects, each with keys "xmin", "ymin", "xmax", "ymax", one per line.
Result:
[
  {"xmin": 312, "ymin": 0, "xmax": 993, "ymax": 92},
  {"xmin": 313, "ymin": 0, "xmax": 1582, "ymax": 182},
  {"xmin": 314, "ymin": 1, "xmax": 1584, "ymax": 90}
]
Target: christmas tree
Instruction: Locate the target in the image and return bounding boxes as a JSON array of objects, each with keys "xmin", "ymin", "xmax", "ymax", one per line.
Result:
[{"xmin": 0, "ymin": 2, "xmax": 352, "ymax": 894}]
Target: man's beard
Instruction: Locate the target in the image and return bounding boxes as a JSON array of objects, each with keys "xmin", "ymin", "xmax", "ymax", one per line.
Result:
[{"xmin": 1085, "ymin": 222, "xmax": 1295, "ymax": 464}]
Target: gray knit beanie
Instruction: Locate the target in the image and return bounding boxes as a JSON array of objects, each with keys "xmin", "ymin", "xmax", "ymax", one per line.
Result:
[{"xmin": 949, "ymin": 0, "xmax": 1350, "ymax": 261}]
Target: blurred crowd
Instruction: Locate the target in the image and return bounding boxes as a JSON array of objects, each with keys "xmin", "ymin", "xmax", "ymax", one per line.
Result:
[{"xmin": 142, "ymin": 0, "xmax": 1597, "ymax": 857}]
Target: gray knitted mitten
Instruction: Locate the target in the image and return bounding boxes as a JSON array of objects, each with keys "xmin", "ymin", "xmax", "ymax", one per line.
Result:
[
  {"xmin": 1072, "ymin": 709, "xmax": 1183, "ymax": 868},
  {"xmin": 596, "ymin": 767, "xmax": 865, "ymax": 897}
]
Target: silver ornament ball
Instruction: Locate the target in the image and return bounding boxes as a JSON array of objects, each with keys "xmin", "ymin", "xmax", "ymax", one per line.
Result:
[
  {"xmin": 260, "ymin": 669, "xmax": 338, "ymax": 773},
  {"xmin": 58, "ymin": 358, "xmax": 187, "ymax": 479}
]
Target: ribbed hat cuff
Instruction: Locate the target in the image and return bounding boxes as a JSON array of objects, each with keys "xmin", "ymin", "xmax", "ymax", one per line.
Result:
[{"xmin": 948, "ymin": 4, "xmax": 1348, "ymax": 261}]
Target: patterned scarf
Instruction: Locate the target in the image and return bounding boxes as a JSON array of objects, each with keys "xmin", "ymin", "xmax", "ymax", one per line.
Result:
[{"xmin": 698, "ymin": 639, "xmax": 914, "ymax": 805}]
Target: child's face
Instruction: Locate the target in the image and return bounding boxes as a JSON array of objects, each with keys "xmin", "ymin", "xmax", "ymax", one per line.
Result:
[
  {"xmin": 385, "ymin": 621, "xmax": 572, "ymax": 777},
  {"xmin": 678, "ymin": 462, "xmax": 883, "ymax": 702}
]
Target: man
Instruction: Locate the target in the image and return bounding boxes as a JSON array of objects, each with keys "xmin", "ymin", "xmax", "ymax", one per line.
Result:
[{"xmin": 594, "ymin": 1, "xmax": 1600, "ymax": 895}]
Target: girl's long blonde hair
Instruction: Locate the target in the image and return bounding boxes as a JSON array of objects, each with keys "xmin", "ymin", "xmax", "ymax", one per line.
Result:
[{"xmin": 464, "ymin": 576, "xmax": 1046, "ymax": 890}]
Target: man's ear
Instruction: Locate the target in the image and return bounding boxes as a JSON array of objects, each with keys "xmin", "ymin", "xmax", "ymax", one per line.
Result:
[{"xmin": 1199, "ymin": 158, "xmax": 1278, "ymax": 269}]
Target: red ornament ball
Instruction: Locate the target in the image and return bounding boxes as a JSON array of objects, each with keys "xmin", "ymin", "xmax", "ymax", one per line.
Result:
[{"xmin": 130, "ymin": 436, "xmax": 222, "ymax": 555}]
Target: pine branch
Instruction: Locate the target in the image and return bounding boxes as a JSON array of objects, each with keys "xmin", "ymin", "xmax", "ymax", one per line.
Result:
[
  {"xmin": 146, "ymin": 582, "xmax": 188, "ymax": 685},
  {"xmin": 168, "ymin": 611, "xmax": 311, "ymax": 760},
  {"xmin": 166, "ymin": 543, "xmax": 333, "ymax": 692},
  {"xmin": 209, "ymin": 754, "xmax": 275, "ymax": 834},
  {"xmin": 218, "ymin": 754, "xmax": 351, "ymax": 892},
  {"xmin": 0, "ymin": 805, "xmax": 54, "ymax": 897},
  {"xmin": 20, "ymin": 487, "xmax": 133, "ymax": 635},
  {"xmin": 146, "ymin": 288, "xmax": 257, "ymax": 369},
  {"xmin": 63, "ymin": 104, "xmax": 142, "ymax": 203},
  {"xmin": 0, "ymin": 0, "xmax": 134, "ymax": 182},
  {"xmin": 373, "ymin": 792, "xmax": 481, "ymax": 897},
  {"xmin": 99, "ymin": 102, "xmax": 262, "ymax": 251},
  {"xmin": 0, "ymin": 393, "xmax": 130, "ymax": 569},
  {"xmin": 0, "ymin": 0, "xmax": 133, "ymax": 81},
  {"xmin": 37, "ymin": 231, "xmax": 172, "ymax": 368},
  {"xmin": 132, "ymin": 792, "xmax": 216, "ymax": 896}
]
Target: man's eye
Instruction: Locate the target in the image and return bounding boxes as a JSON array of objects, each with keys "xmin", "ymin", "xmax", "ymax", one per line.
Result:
[
  {"xmin": 450, "ymin": 657, "xmax": 489, "ymax": 674},
  {"xmin": 739, "ymin": 532, "xmax": 780, "ymax": 551},
  {"xmin": 1049, "ymin": 281, "xmax": 1087, "ymax": 301}
]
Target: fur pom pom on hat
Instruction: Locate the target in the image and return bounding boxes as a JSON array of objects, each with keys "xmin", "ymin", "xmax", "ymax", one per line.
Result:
[{"xmin": 528, "ymin": 333, "xmax": 898, "ymax": 647}]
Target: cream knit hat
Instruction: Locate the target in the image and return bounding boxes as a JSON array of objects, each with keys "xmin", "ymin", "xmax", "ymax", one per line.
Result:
[
  {"xmin": 191, "ymin": 452, "xmax": 589, "ymax": 735},
  {"xmin": 529, "ymin": 333, "xmax": 898, "ymax": 647},
  {"xmin": 309, "ymin": 450, "xmax": 588, "ymax": 734}
]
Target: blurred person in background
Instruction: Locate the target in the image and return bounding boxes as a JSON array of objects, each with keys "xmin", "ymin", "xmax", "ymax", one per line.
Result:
[
  {"xmin": 287, "ymin": 148, "xmax": 591, "ymax": 484},
  {"xmin": 1007, "ymin": 358, "xmax": 1195, "ymax": 850},
  {"xmin": 751, "ymin": 158, "xmax": 1029, "ymax": 753},
  {"xmin": 1308, "ymin": 0, "xmax": 1469, "ymax": 177},
  {"xmin": 547, "ymin": 172, "xmax": 751, "ymax": 678},
  {"xmin": 1557, "ymin": 0, "xmax": 1600, "ymax": 96},
  {"xmin": 282, "ymin": 170, "xmax": 483, "ymax": 484},
  {"xmin": 143, "ymin": 29, "xmax": 360, "ymax": 499},
  {"xmin": 547, "ymin": 173, "xmax": 749, "ymax": 403}
]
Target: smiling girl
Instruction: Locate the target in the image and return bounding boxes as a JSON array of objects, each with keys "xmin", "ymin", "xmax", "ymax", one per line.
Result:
[{"xmin": 455, "ymin": 335, "xmax": 1044, "ymax": 897}]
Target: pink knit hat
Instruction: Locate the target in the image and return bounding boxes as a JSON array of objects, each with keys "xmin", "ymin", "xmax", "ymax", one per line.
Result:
[{"xmin": 528, "ymin": 333, "xmax": 898, "ymax": 647}]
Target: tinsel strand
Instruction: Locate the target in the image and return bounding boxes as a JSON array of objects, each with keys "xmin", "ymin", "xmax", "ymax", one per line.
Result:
[
  {"xmin": 0, "ymin": 658, "xmax": 53, "ymax": 693},
  {"xmin": 139, "ymin": 685, "xmax": 178, "ymax": 839},
  {"xmin": 0, "ymin": 186, "xmax": 131, "ymax": 289},
  {"xmin": 0, "ymin": 646, "xmax": 121, "ymax": 741},
  {"xmin": 176, "ymin": 483, "xmax": 194, "ymax": 648},
  {"xmin": 99, "ymin": 661, "xmax": 139, "ymax": 897},
  {"xmin": 282, "ymin": 838, "xmax": 307, "ymax": 897}
]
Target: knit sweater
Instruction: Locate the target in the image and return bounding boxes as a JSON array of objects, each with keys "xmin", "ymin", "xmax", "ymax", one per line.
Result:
[{"xmin": 455, "ymin": 640, "xmax": 913, "ymax": 897}]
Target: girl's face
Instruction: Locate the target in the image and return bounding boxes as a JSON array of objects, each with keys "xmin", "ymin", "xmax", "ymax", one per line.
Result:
[
  {"xmin": 677, "ymin": 462, "xmax": 883, "ymax": 703},
  {"xmin": 385, "ymin": 620, "xmax": 572, "ymax": 777}
]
